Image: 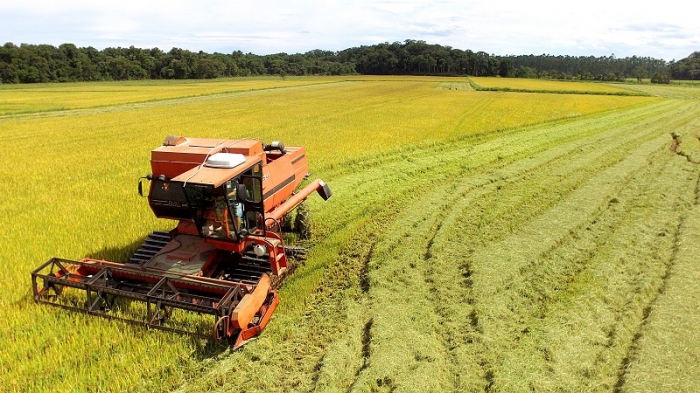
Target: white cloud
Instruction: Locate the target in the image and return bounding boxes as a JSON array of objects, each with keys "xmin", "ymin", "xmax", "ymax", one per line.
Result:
[{"xmin": 0, "ymin": 0, "xmax": 698, "ymax": 59}]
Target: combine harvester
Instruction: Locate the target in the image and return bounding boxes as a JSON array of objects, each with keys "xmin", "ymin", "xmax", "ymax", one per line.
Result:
[{"xmin": 32, "ymin": 136, "xmax": 332, "ymax": 348}]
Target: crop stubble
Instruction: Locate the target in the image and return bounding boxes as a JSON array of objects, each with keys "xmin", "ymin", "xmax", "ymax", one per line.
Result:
[
  {"xmin": 295, "ymin": 100, "xmax": 699, "ymax": 393},
  {"xmin": 180, "ymin": 98, "xmax": 700, "ymax": 392}
]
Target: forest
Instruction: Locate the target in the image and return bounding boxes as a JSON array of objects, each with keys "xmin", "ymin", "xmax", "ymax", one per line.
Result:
[{"xmin": 0, "ymin": 39, "xmax": 697, "ymax": 84}]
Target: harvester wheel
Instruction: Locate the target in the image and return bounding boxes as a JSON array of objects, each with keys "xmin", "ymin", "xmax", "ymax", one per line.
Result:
[
  {"xmin": 294, "ymin": 202, "xmax": 312, "ymax": 240},
  {"xmin": 44, "ymin": 280, "xmax": 63, "ymax": 299},
  {"xmin": 214, "ymin": 316, "xmax": 238, "ymax": 347}
]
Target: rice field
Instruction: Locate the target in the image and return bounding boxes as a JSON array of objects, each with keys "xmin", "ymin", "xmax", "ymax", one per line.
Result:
[
  {"xmin": 0, "ymin": 76, "xmax": 697, "ymax": 392},
  {"xmin": 0, "ymin": 76, "xmax": 344, "ymax": 116},
  {"xmin": 470, "ymin": 76, "xmax": 643, "ymax": 95}
]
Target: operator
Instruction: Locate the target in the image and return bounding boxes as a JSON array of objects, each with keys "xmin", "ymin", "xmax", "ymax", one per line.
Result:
[
  {"xmin": 212, "ymin": 195, "xmax": 230, "ymax": 238},
  {"xmin": 226, "ymin": 180, "xmax": 245, "ymax": 234}
]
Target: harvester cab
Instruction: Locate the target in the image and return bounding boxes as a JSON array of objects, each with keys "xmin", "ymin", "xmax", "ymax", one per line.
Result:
[{"xmin": 32, "ymin": 136, "xmax": 331, "ymax": 349}]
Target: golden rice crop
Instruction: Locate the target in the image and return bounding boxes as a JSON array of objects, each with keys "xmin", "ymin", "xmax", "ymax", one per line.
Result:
[
  {"xmin": 0, "ymin": 76, "xmax": 345, "ymax": 115},
  {"xmin": 0, "ymin": 78, "xmax": 655, "ymax": 170},
  {"xmin": 1, "ymin": 76, "xmax": 691, "ymax": 393}
]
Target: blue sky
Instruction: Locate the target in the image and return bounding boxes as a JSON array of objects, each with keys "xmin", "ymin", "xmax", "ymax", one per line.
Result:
[{"xmin": 1, "ymin": 0, "xmax": 698, "ymax": 61}]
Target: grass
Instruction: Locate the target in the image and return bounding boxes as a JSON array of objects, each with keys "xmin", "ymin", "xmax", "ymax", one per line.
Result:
[
  {"xmin": 0, "ymin": 76, "xmax": 697, "ymax": 392},
  {"xmin": 671, "ymin": 79, "xmax": 700, "ymax": 85},
  {"xmin": 615, "ymin": 82, "xmax": 700, "ymax": 99},
  {"xmin": 616, "ymin": 115, "xmax": 700, "ymax": 393},
  {"xmin": 469, "ymin": 76, "xmax": 646, "ymax": 96},
  {"xmin": 295, "ymin": 99, "xmax": 699, "ymax": 393}
]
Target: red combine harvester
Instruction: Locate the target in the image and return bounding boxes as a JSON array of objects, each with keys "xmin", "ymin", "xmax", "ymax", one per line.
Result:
[{"xmin": 32, "ymin": 136, "xmax": 332, "ymax": 348}]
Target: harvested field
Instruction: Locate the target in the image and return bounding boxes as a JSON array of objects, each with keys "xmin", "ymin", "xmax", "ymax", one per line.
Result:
[{"xmin": 0, "ymin": 77, "xmax": 697, "ymax": 392}]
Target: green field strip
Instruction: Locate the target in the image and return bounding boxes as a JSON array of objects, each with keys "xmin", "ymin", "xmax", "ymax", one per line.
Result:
[
  {"xmin": 436, "ymin": 81, "xmax": 473, "ymax": 91},
  {"xmin": 416, "ymin": 119, "xmax": 682, "ymax": 392},
  {"xmin": 167, "ymin": 100, "xmax": 689, "ymax": 392},
  {"xmin": 491, "ymin": 147, "xmax": 693, "ymax": 392},
  {"xmin": 468, "ymin": 77, "xmax": 647, "ymax": 97},
  {"xmin": 462, "ymin": 115, "xmax": 696, "ymax": 389},
  {"xmin": 616, "ymin": 147, "xmax": 700, "ymax": 392},
  {"xmin": 365, "ymin": 103, "xmax": 688, "ymax": 392},
  {"xmin": 616, "ymin": 83, "xmax": 700, "ymax": 100},
  {"xmin": 294, "ymin": 99, "xmax": 688, "ymax": 390},
  {"xmin": 466, "ymin": 136, "xmax": 665, "ymax": 391},
  {"xmin": 619, "ymin": 207, "xmax": 700, "ymax": 391}
]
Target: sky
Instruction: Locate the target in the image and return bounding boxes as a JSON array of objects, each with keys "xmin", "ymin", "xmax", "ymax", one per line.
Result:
[{"xmin": 1, "ymin": 0, "xmax": 698, "ymax": 61}]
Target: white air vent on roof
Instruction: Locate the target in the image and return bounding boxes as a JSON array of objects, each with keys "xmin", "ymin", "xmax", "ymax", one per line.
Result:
[{"xmin": 204, "ymin": 153, "xmax": 246, "ymax": 169}]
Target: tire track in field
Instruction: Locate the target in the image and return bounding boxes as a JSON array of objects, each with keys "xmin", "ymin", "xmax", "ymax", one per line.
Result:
[
  {"xmin": 314, "ymin": 100, "xmax": 687, "ymax": 392},
  {"xmin": 175, "ymin": 100, "xmax": 688, "ymax": 393},
  {"xmin": 604, "ymin": 144, "xmax": 698, "ymax": 391},
  {"xmin": 336, "ymin": 99, "xmax": 688, "ymax": 388},
  {"xmin": 510, "ymin": 144, "xmax": 689, "ymax": 391},
  {"xmin": 457, "ymin": 103, "xmax": 700, "ymax": 391},
  {"xmin": 419, "ymin": 101, "xmax": 695, "ymax": 392},
  {"xmin": 614, "ymin": 123, "xmax": 700, "ymax": 392},
  {"xmin": 421, "ymin": 117, "xmax": 659, "ymax": 389}
]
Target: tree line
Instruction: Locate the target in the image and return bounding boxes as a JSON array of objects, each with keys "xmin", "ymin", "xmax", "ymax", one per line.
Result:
[
  {"xmin": 0, "ymin": 40, "xmax": 696, "ymax": 84},
  {"xmin": 668, "ymin": 52, "xmax": 700, "ymax": 80}
]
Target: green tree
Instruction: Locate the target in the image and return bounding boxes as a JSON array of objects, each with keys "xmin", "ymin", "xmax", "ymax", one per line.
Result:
[
  {"xmin": 515, "ymin": 66, "xmax": 537, "ymax": 78},
  {"xmin": 196, "ymin": 57, "xmax": 225, "ymax": 78},
  {"xmin": 651, "ymin": 70, "xmax": 671, "ymax": 84},
  {"xmin": 631, "ymin": 66, "xmax": 646, "ymax": 82},
  {"xmin": 498, "ymin": 58, "xmax": 514, "ymax": 77}
]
